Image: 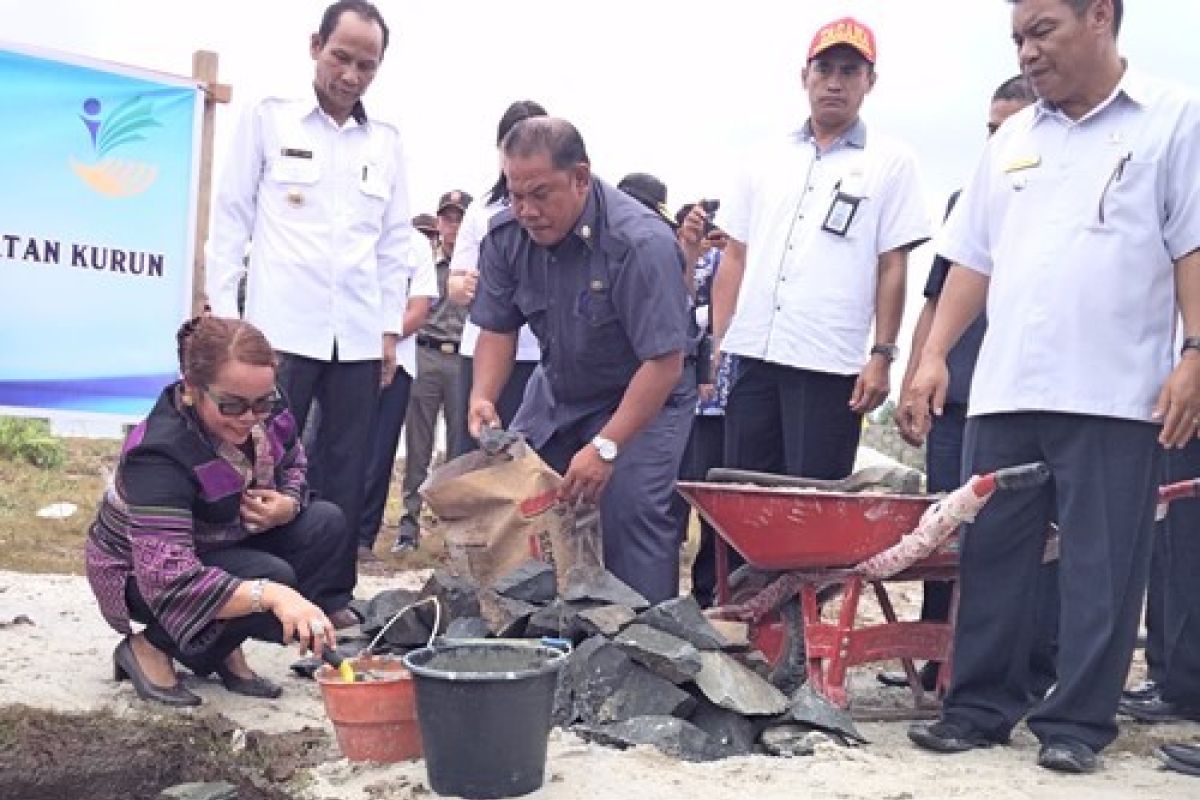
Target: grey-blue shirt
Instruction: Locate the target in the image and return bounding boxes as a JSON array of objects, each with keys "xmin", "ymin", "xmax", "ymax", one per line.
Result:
[{"xmin": 471, "ymin": 178, "xmax": 690, "ymax": 447}]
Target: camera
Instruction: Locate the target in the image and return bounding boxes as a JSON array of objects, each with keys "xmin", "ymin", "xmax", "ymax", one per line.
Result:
[{"xmin": 699, "ymin": 199, "xmax": 720, "ymax": 234}]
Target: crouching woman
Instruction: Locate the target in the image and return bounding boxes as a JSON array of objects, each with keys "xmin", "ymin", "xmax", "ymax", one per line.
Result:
[{"xmin": 86, "ymin": 316, "xmax": 344, "ymax": 706}]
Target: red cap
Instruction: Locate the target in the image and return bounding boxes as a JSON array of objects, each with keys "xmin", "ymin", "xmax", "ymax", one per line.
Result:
[{"xmin": 807, "ymin": 16, "xmax": 877, "ymax": 64}]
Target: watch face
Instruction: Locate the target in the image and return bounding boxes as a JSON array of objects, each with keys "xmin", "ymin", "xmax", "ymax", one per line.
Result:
[{"xmin": 593, "ymin": 437, "xmax": 618, "ymax": 461}]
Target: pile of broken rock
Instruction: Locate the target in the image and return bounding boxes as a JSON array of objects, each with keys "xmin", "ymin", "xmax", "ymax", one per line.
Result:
[{"xmin": 333, "ymin": 562, "xmax": 864, "ymax": 762}]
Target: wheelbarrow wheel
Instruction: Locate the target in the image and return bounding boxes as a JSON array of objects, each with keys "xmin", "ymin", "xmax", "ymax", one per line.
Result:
[{"xmin": 727, "ymin": 565, "xmax": 806, "ymax": 694}]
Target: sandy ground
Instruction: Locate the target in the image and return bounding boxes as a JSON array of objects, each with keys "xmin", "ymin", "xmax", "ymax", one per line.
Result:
[{"xmin": 2, "ymin": 569, "xmax": 1197, "ymax": 800}]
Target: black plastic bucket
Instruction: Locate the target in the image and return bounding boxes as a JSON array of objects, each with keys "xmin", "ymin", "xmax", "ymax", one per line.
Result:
[{"xmin": 402, "ymin": 639, "xmax": 568, "ymax": 799}]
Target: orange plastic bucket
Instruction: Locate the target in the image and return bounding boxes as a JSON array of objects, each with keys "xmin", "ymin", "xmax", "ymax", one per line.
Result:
[{"xmin": 316, "ymin": 654, "xmax": 422, "ymax": 763}]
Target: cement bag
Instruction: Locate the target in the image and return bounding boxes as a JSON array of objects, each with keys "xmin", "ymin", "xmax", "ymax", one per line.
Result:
[{"xmin": 420, "ymin": 436, "xmax": 604, "ymax": 591}]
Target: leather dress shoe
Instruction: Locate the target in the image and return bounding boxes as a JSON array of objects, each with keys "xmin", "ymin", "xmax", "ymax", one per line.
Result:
[
  {"xmin": 908, "ymin": 720, "xmax": 1001, "ymax": 753},
  {"xmin": 216, "ymin": 665, "xmax": 282, "ymax": 699},
  {"xmin": 113, "ymin": 637, "xmax": 201, "ymax": 707},
  {"xmin": 1157, "ymin": 743, "xmax": 1200, "ymax": 777},
  {"xmin": 1122, "ymin": 679, "xmax": 1159, "ymax": 702},
  {"xmin": 1037, "ymin": 739, "xmax": 1097, "ymax": 774},
  {"xmin": 1119, "ymin": 695, "xmax": 1200, "ymax": 723},
  {"xmin": 878, "ymin": 662, "xmax": 939, "ymax": 691}
]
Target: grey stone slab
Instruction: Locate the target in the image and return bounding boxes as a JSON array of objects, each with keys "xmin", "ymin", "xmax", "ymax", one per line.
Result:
[
  {"xmin": 575, "ymin": 715, "xmax": 733, "ymax": 762},
  {"xmin": 525, "ymin": 600, "xmax": 565, "ymax": 638},
  {"xmin": 492, "ymin": 559, "xmax": 558, "ymax": 605},
  {"xmin": 554, "ymin": 637, "xmax": 632, "ymax": 726},
  {"xmin": 693, "ymin": 650, "xmax": 788, "ymax": 716},
  {"xmin": 443, "ymin": 616, "xmax": 491, "ymax": 640},
  {"xmin": 160, "ymin": 782, "xmax": 238, "ymax": 800},
  {"xmin": 477, "ymin": 589, "xmax": 538, "ymax": 637},
  {"xmin": 759, "ymin": 724, "xmax": 822, "ymax": 757},
  {"xmin": 780, "ymin": 684, "xmax": 867, "ymax": 744},
  {"xmin": 685, "ymin": 696, "xmax": 758, "ymax": 756},
  {"xmin": 574, "ymin": 605, "xmax": 637, "ymax": 638},
  {"xmin": 356, "ymin": 588, "xmax": 420, "ymax": 634},
  {"xmin": 417, "ymin": 570, "xmax": 482, "ymax": 627},
  {"xmin": 638, "ymin": 596, "xmax": 728, "ymax": 651},
  {"xmin": 562, "ymin": 570, "xmax": 649, "ymax": 610},
  {"xmin": 614, "ymin": 624, "xmax": 702, "ymax": 684},
  {"xmin": 597, "ymin": 664, "xmax": 696, "ymax": 724}
]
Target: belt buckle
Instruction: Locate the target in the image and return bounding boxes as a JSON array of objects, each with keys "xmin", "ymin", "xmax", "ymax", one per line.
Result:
[{"xmin": 439, "ymin": 342, "xmax": 455, "ymax": 354}]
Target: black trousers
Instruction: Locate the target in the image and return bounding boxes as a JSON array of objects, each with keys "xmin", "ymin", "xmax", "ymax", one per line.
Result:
[
  {"xmin": 126, "ymin": 500, "xmax": 347, "ymax": 676},
  {"xmin": 672, "ymin": 414, "xmax": 725, "ymax": 607},
  {"xmin": 943, "ymin": 413, "xmax": 1159, "ymax": 752},
  {"xmin": 276, "ymin": 349, "xmax": 378, "ymax": 607},
  {"xmin": 453, "ymin": 357, "xmax": 537, "ymax": 458},
  {"xmin": 1158, "ymin": 438, "xmax": 1200, "ymax": 706},
  {"xmin": 1143, "ymin": 519, "xmax": 1168, "ymax": 684},
  {"xmin": 537, "ymin": 392, "xmax": 694, "ymax": 605},
  {"xmin": 724, "ymin": 359, "xmax": 861, "ymax": 479},
  {"xmin": 923, "ymin": 407, "xmax": 1059, "ymax": 695},
  {"xmin": 358, "ymin": 368, "xmax": 414, "ymax": 548}
]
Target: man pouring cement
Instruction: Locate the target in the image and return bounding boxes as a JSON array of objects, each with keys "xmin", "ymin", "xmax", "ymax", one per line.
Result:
[{"xmin": 468, "ymin": 117, "xmax": 695, "ymax": 605}]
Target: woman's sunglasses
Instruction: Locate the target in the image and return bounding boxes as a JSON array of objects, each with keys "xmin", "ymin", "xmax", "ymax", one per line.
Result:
[{"xmin": 202, "ymin": 386, "xmax": 282, "ymax": 417}]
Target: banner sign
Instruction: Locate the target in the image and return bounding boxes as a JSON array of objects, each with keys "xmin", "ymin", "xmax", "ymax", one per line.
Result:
[{"xmin": 0, "ymin": 42, "xmax": 201, "ymax": 420}]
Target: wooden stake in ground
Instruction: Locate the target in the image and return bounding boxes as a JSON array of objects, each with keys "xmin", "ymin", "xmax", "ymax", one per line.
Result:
[{"xmin": 190, "ymin": 50, "xmax": 231, "ymax": 317}]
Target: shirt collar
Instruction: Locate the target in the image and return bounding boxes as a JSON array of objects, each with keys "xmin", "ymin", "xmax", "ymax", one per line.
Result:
[
  {"xmin": 302, "ymin": 87, "xmax": 370, "ymax": 127},
  {"xmin": 796, "ymin": 117, "xmax": 868, "ymax": 149},
  {"xmin": 1033, "ymin": 60, "xmax": 1146, "ymax": 125}
]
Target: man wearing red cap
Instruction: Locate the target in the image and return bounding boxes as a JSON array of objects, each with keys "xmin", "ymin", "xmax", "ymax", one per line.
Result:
[{"xmin": 712, "ymin": 17, "xmax": 929, "ymax": 502}]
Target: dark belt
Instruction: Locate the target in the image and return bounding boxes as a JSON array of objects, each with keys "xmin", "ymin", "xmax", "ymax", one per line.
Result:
[{"xmin": 416, "ymin": 334, "xmax": 460, "ymax": 355}]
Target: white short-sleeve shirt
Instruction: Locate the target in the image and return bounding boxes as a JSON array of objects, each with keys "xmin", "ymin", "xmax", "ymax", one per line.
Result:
[
  {"xmin": 397, "ymin": 239, "xmax": 438, "ymax": 379},
  {"xmin": 205, "ymin": 93, "xmax": 416, "ymax": 362},
  {"xmin": 937, "ymin": 69, "xmax": 1200, "ymax": 422},
  {"xmin": 451, "ymin": 195, "xmax": 541, "ymax": 361},
  {"xmin": 721, "ymin": 120, "xmax": 931, "ymax": 375}
]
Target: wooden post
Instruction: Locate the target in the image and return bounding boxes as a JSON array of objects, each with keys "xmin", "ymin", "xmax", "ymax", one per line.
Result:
[{"xmin": 190, "ymin": 50, "xmax": 232, "ymax": 317}]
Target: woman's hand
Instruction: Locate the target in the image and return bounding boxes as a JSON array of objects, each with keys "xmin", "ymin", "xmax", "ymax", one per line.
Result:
[
  {"xmin": 263, "ymin": 582, "xmax": 337, "ymax": 656},
  {"xmin": 241, "ymin": 488, "xmax": 299, "ymax": 533}
]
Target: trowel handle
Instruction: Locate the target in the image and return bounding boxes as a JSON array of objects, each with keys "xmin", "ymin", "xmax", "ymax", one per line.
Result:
[
  {"xmin": 993, "ymin": 462, "xmax": 1050, "ymax": 491},
  {"xmin": 321, "ymin": 649, "xmax": 345, "ymax": 668}
]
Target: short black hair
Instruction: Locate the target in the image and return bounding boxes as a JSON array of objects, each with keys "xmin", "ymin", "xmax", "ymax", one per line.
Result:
[
  {"xmin": 501, "ymin": 117, "xmax": 590, "ymax": 171},
  {"xmin": 317, "ymin": 0, "xmax": 390, "ymax": 54},
  {"xmin": 992, "ymin": 74, "xmax": 1036, "ymax": 103},
  {"xmin": 1009, "ymin": 0, "xmax": 1122, "ymax": 35}
]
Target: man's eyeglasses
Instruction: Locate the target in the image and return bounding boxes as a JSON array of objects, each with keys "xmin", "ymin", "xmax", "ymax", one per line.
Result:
[{"xmin": 202, "ymin": 386, "xmax": 282, "ymax": 417}]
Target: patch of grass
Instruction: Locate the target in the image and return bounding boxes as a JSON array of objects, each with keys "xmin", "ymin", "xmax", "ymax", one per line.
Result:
[{"xmin": 0, "ymin": 436, "xmax": 116, "ymax": 575}]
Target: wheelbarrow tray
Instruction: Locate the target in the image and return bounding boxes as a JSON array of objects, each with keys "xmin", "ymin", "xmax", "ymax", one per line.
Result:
[{"xmin": 677, "ymin": 481, "xmax": 942, "ymax": 571}]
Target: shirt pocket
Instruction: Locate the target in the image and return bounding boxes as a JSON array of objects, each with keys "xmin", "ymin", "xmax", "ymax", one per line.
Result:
[
  {"xmin": 265, "ymin": 155, "xmax": 321, "ymax": 218},
  {"xmin": 358, "ymin": 161, "xmax": 392, "ymax": 205},
  {"xmin": 1087, "ymin": 159, "xmax": 1157, "ymax": 234}
]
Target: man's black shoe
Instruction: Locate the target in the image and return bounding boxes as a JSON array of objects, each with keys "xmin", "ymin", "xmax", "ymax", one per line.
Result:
[
  {"xmin": 908, "ymin": 720, "xmax": 999, "ymax": 753},
  {"xmin": 1157, "ymin": 743, "xmax": 1200, "ymax": 777},
  {"xmin": 1037, "ymin": 739, "xmax": 1097, "ymax": 774},
  {"xmin": 1119, "ymin": 695, "xmax": 1200, "ymax": 723},
  {"xmin": 878, "ymin": 662, "xmax": 939, "ymax": 691},
  {"xmin": 1122, "ymin": 679, "xmax": 1159, "ymax": 702}
]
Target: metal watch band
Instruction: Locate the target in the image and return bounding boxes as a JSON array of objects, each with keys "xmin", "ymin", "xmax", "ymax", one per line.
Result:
[{"xmin": 1182, "ymin": 336, "xmax": 1200, "ymax": 356}]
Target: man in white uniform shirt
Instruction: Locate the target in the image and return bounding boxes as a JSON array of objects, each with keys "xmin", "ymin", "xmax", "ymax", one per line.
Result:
[
  {"xmin": 204, "ymin": 0, "xmax": 415, "ymax": 625},
  {"xmin": 712, "ymin": 16, "xmax": 929, "ymax": 497},
  {"xmin": 906, "ymin": 0, "xmax": 1200, "ymax": 774}
]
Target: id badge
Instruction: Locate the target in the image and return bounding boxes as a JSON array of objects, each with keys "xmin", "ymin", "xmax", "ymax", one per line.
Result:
[{"xmin": 821, "ymin": 191, "xmax": 862, "ymax": 236}]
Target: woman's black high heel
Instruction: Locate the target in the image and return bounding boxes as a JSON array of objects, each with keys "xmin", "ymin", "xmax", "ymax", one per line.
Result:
[{"xmin": 113, "ymin": 636, "xmax": 202, "ymax": 707}]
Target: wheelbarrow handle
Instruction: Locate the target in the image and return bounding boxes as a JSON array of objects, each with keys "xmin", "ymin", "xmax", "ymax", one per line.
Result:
[{"xmin": 991, "ymin": 462, "xmax": 1051, "ymax": 491}]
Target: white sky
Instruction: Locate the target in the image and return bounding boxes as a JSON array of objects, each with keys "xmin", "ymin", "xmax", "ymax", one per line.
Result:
[{"xmin": 5, "ymin": 0, "xmax": 1200, "ymax": 357}]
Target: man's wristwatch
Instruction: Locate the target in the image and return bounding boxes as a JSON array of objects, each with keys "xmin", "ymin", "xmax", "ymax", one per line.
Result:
[
  {"xmin": 870, "ymin": 343, "xmax": 900, "ymax": 362},
  {"xmin": 1182, "ymin": 336, "xmax": 1200, "ymax": 357},
  {"xmin": 591, "ymin": 435, "xmax": 619, "ymax": 462}
]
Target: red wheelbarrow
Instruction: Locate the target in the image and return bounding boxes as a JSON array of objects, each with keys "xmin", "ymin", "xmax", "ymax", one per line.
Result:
[{"xmin": 677, "ymin": 462, "xmax": 1051, "ymax": 718}]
